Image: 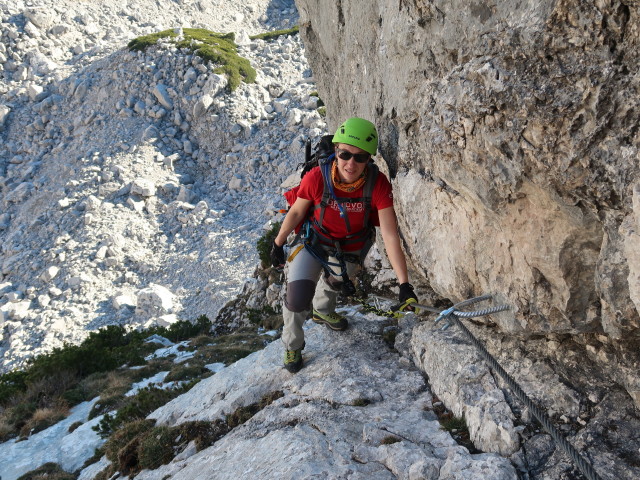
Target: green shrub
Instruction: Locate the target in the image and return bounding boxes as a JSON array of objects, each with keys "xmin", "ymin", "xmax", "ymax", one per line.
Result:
[
  {"xmin": 194, "ymin": 327, "xmax": 269, "ymax": 366},
  {"xmin": 0, "ymin": 317, "xmax": 212, "ymax": 410},
  {"xmin": 439, "ymin": 415, "xmax": 467, "ymax": 432},
  {"xmin": 137, "ymin": 426, "xmax": 176, "ymax": 470},
  {"xmin": 128, "ymin": 29, "xmax": 256, "ymax": 91},
  {"xmin": 247, "ymin": 305, "xmax": 278, "ymax": 326},
  {"xmin": 101, "ymin": 419, "xmax": 229, "ymax": 477},
  {"xmin": 95, "ymin": 392, "xmax": 283, "ymax": 477},
  {"xmin": 190, "ymin": 334, "xmax": 215, "ymax": 347},
  {"xmin": 177, "ymin": 420, "xmax": 229, "ymax": 451},
  {"xmin": 153, "ymin": 315, "xmax": 212, "ymax": 342},
  {"xmin": 95, "ymin": 384, "xmax": 192, "ymax": 437},
  {"xmin": 103, "ymin": 419, "xmax": 155, "ymax": 476},
  {"xmin": 24, "ymin": 326, "xmax": 140, "ymax": 384},
  {"xmin": 104, "ymin": 419, "xmax": 154, "ymax": 460},
  {"xmin": 62, "ymin": 386, "xmax": 88, "ymax": 406},
  {"xmin": 164, "ymin": 363, "xmax": 210, "ymax": 383},
  {"xmin": 309, "ymin": 91, "xmax": 325, "ymax": 107},
  {"xmin": 89, "ymin": 392, "xmax": 127, "ymax": 420},
  {"xmin": 16, "ymin": 462, "xmax": 76, "ymax": 480},
  {"xmin": 249, "ymin": 26, "xmax": 299, "ymax": 41},
  {"xmin": 0, "ymin": 370, "xmax": 28, "ymax": 405},
  {"xmin": 7, "ymin": 401, "xmax": 37, "ymax": 430},
  {"xmin": 0, "ymin": 316, "xmax": 213, "ymax": 441},
  {"xmin": 257, "ymin": 221, "xmax": 281, "ymax": 268}
]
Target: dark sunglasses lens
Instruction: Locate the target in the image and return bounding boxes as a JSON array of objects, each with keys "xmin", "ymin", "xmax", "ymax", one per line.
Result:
[{"xmin": 337, "ymin": 149, "xmax": 369, "ymax": 163}]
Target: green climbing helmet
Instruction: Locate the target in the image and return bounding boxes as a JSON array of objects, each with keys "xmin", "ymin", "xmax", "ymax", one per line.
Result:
[{"xmin": 332, "ymin": 117, "xmax": 378, "ymax": 155}]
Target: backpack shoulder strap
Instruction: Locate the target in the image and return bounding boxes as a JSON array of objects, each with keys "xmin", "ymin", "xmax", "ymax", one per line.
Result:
[{"xmin": 317, "ymin": 157, "xmax": 351, "ymax": 230}]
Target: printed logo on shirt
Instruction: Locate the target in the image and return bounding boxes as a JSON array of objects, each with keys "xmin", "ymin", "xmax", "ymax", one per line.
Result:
[{"xmin": 328, "ymin": 198, "xmax": 364, "ymax": 213}]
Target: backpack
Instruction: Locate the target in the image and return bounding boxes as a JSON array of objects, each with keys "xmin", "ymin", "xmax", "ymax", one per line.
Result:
[{"xmin": 283, "ymin": 134, "xmax": 380, "ymax": 244}]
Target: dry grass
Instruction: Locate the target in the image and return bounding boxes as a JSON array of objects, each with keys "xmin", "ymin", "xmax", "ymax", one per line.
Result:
[
  {"xmin": 79, "ymin": 371, "xmax": 111, "ymax": 397},
  {"xmin": 25, "ymin": 371, "xmax": 78, "ymax": 407},
  {"xmin": 19, "ymin": 404, "xmax": 70, "ymax": 437},
  {"xmin": 105, "ymin": 371, "xmax": 135, "ymax": 392},
  {"xmin": 14, "ymin": 462, "xmax": 76, "ymax": 480}
]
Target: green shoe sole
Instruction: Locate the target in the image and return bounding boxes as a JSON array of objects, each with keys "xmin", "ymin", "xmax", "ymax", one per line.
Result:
[
  {"xmin": 284, "ymin": 345, "xmax": 303, "ymax": 373},
  {"xmin": 312, "ymin": 310, "xmax": 348, "ymax": 331}
]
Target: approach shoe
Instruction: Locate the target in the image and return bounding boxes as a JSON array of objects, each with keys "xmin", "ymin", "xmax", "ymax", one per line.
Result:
[
  {"xmin": 312, "ymin": 310, "xmax": 348, "ymax": 331},
  {"xmin": 284, "ymin": 348, "xmax": 303, "ymax": 373}
]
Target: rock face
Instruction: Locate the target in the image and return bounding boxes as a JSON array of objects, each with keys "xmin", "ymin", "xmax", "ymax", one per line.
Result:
[{"xmin": 296, "ymin": 0, "xmax": 640, "ymax": 404}]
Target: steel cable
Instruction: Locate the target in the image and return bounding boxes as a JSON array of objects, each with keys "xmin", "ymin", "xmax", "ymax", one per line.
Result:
[
  {"xmin": 358, "ymin": 294, "xmax": 603, "ymax": 480},
  {"xmin": 444, "ymin": 300, "xmax": 603, "ymax": 480},
  {"xmin": 453, "ymin": 305, "xmax": 511, "ymax": 317}
]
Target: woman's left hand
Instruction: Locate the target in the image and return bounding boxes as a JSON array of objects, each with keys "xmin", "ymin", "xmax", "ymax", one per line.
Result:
[{"xmin": 399, "ymin": 282, "xmax": 417, "ymax": 304}]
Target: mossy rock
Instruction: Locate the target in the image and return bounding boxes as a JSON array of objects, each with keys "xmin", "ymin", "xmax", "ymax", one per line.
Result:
[{"xmin": 128, "ymin": 28, "xmax": 256, "ymax": 91}]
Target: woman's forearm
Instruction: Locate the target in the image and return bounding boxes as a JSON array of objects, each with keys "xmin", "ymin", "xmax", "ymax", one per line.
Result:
[
  {"xmin": 274, "ymin": 198, "xmax": 312, "ymax": 246},
  {"xmin": 378, "ymin": 207, "xmax": 409, "ymax": 284}
]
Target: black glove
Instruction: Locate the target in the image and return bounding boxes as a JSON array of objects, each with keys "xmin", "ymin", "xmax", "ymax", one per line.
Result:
[
  {"xmin": 270, "ymin": 241, "xmax": 285, "ymax": 268},
  {"xmin": 399, "ymin": 282, "xmax": 417, "ymax": 304},
  {"xmin": 341, "ymin": 279, "xmax": 356, "ymax": 297}
]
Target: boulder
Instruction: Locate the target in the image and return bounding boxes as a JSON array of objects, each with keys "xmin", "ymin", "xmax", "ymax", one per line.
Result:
[{"xmin": 136, "ymin": 284, "xmax": 175, "ymax": 317}]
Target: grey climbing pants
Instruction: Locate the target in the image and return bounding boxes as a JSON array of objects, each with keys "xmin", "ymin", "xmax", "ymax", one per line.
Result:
[{"xmin": 281, "ymin": 243, "xmax": 361, "ymax": 350}]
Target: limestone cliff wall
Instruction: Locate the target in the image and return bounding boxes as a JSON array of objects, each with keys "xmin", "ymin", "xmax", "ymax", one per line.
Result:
[{"xmin": 296, "ymin": 0, "xmax": 640, "ymax": 342}]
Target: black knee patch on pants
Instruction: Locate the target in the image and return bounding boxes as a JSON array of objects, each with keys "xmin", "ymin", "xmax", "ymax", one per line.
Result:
[{"xmin": 285, "ymin": 279, "xmax": 316, "ymax": 312}]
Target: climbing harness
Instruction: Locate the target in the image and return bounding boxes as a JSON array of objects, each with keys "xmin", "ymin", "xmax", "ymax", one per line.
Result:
[
  {"xmin": 311, "ymin": 154, "xmax": 379, "ymax": 241},
  {"xmin": 358, "ymin": 294, "xmax": 603, "ymax": 480}
]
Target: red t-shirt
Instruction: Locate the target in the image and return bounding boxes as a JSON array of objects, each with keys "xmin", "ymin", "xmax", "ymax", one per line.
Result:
[{"xmin": 294, "ymin": 166, "xmax": 394, "ymax": 251}]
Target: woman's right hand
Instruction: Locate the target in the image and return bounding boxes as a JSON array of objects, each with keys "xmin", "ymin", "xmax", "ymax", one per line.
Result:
[{"xmin": 270, "ymin": 241, "xmax": 286, "ymax": 268}]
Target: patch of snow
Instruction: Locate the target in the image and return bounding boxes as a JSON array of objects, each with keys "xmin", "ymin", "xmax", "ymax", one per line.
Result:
[
  {"xmin": 205, "ymin": 362, "xmax": 226, "ymax": 373},
  {"xmin": 126, "ymin": 371, "xmax": 170, "ymax": 397}
]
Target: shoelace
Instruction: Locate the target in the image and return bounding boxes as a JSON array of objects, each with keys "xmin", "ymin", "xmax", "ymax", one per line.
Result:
[{"xmin": 285, "ymin": 350, "xmax": 299, "ymax": 362}]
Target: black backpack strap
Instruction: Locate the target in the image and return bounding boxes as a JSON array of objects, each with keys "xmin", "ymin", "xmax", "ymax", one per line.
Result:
[{"xmin": 316, "ymin": 157, "xmax": 353, "ymax": 233}]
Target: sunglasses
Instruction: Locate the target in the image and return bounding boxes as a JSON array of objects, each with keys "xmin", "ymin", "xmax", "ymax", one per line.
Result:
[{"xmin": 335, "ymin": 147, "xmax": 371, "ymax": 164}]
